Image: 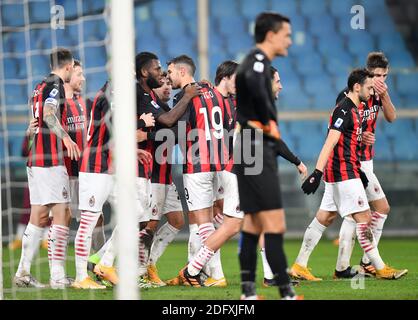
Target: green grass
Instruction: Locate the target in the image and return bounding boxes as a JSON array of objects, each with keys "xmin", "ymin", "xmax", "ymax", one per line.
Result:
[{"xmin": 2, "ymin": 238, "xmax": 418, "ymax": 300}]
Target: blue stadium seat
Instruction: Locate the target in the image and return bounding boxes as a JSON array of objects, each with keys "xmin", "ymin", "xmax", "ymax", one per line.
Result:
[
  {"xmin": 382, "ymin": 119, "xmax": 414, "ymax": 139},
  {"xmin": 334, "ymin": 75, "xmax": 348, "ymax": 94},
  {"xmin": 270, "ymin": 1, "xmax": 298, "ymax": 16},
  {"xmin": 5, "ymin": 84, "xmax": 28, "ymax": 107},
  {"xmin": 387, "ymin": 51, "xmax": 416, "ymax": 69},
  {"xmin": 210, "ymin": 52, "xmax": 228, "ymax": 80},
  {"xmin": 34, "ymin": 27, "xmax": 53, "ymax": 50},
  {"xmin": 392, "ymin": 135, "xmax": 418, "ymax": 161},
  {"xmin": 337, "ymin": 14, "xmax": 358, "ymax": 36},
  {"xmin": 83, "ymin": 18, "xmax": 107, "ymax": 42},
  {"xmin": 280, "ymin": 84, "xmax": 312, "ymax": 110},
  {"xmin": 85, "ymin": 71, "xmax": 108, "ymax": 97},
  {"xmin": 368, "ymin": 16, "xmax": 396, "ymax": 35},
  {"xmin": 3, "ymin": 31, "xmax": 26, "ymax": 53},
  {"xmin": 165, "ymin": 36, "xmax": 195, "ymax": 58},
  {"xmin": 289, "ymin": 121, "xmax": 324, "ymax": 138},
  {"xmin": 373, "ymin": 135, "xmax": 393, "ymax": 161},
  {"xmin": 179, "ymin": 0, "xmax": 197, "ymax": 20},
  {"xmin": 307, "ymin": 16, "xmax": 336, "ymax": 37},
  {"xmin": 9, "ymin": 135, "xmax": 25, "ymax": 158},
  {"xmin": 240, "ymin": 0, "xmax": 269, "ymax": 20},
  {"xmin": 159, "ymin": 16, "xmax": 186, "ymax": 38},
  {"xmin": 295, "ymin": 52, "xmax": 324, "ymax": 76},
  {"xmin": 210, "ymin": 0, "xmax": 238, "ymax": 17},
  {"xmin": 329, "ymin": 0, "xmax": 357, "ymax": 16},
  {"xmin": 402, "ymin": 94, "xmax": 418, "ymax": 109},
  {"xmin": 317, "ymin": 35, "xmax": 346, "ymax": 57},
  {"xmin": 56, "ymin": 0, "xmax": 78, "ymax": 19},
  {"xmin": 377, "ymin": 32, "xmax": 407, "ymax": 54},
  {"xmin": 1, "ymin": 3, "xmax": 25, "ymax": 27},
  {"xmin": 136, "ymin": 20, "xmax": 156, "ymax": 38},
  {"xmin": 151, "ymin": 0, "xmax": 178, "ymax": 18},
  {"xmin": 55, "ymin": 24, "xmax": 79, "ymax": 47},
  {"xmin": 396, "ymin": 73, "xmax": 418, "ymax": 97},
  {"xmin": 84, "ymin": 45, "xmax": 107, "ymax": 69},
  {"xmin": 298, "ymin": 135, "xmax": 325, "ymax": 161},
  {"xmin": 304, "ymin": 74, "xmax": 334, "ymax": 95},
  {"xmin": 31, "ymin": 54, "xmax": 50, "ymax": 78},
  {"xmin": 217, "ymin": 16, "xmax": 247, "ymax": 37},
  {"xmin": 0, "ymin": 136, "xmax": 4, "ymax": 161},
  {"xmin": 225, "ymin": 33, "xmax": 252, "ymax": 56},
  {"xmin": 208, "ymin": 32, "xmax": 225, "ymax": 54},
  {"xmin": 4, "ymin": 58, "xmax": 18, "ymax": 80},
  {"xmin": 29, "ymin": 0, "xmax": 51, "ymax": 24},
  {"xmin": 289, "ymin": 16, "xmax": 306, "ymax": 33},
  {"xmin": 324, "ymin": 52, "xmax": 354, "ymax": 76},
  {"xmin": 136, "ymin": 34, "xmax": 163, "ymax": 54},
  {"xmin": 82, "ymin": 0, "xmax": 105, "ymax": 15},
  {"xmin": 289, "ymin": 32, "xmax": 314, "ymax": 57},
  {"xmin": 346, "ymin": 32, "xmax": 376, "ymax": 62},
  {"xmin": 299, "ymin": 0, "xmax": 328, "ymax": 15}
]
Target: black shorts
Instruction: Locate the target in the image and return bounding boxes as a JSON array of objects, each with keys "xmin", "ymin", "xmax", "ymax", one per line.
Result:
[{"xmin": 234, "ymin": 132, "xmax": 283, "ymax": 213}]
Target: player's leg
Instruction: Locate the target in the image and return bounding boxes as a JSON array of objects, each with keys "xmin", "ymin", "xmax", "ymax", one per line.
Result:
[
  {"xmin": 258, "ymin": 234, "xmax": 274, "ymax": 285},
  {"xmin": 334, "ymin": 215, "xmax": 357, "ymax": 277},
  {"xmin": 92, "ymin": 214, "xmax": 105, "ymax": 253}
]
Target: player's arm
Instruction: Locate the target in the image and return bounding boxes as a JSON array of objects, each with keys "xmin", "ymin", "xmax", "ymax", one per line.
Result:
[
  {"xmin": 275, "ymin": 139, "xmax": 307, "ymax": 179},
  {"xmin": 374, "ymin": 79, "xmax": 396, "ymax": 122},
  {"xmin": 43, "ymin": 99, "xmax": 81, "ymax": 160},
  {"xmin": 156, "ymin": 83, "xmax": 201, "ymax": 127}
]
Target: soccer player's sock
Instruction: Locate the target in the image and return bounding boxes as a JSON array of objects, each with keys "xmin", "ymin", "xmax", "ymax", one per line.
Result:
[
  {"xmin": 188, "ymin": 224, "xmax": 200, "ymax": 262},
  {"xmin": 92, "ymin": 223, "xmax": 106, "ymax": 253},
  {"xmin": 295, "ymin": 217, "xmax": 326, "ymax": 267},
  {"xmin": 264, "ymin": 233, "xmax": 295, "ymax": 298},
  {"xmin": 47, "ymin": 225, "xmax": 52, "ymax": 270},
  {"xmin": 138, "ymin": 228, "xmax": 154, "ymax": 276},
  {"xmin": 149, "ymin": 222, "xmax": 179, "ymax": 265},
  {"xmin": 361, "ymin": 211, "xmax": 387, "ymax": 264},
  {"xmin": 213, "ymin": 213, "xmax": 224, "ymax": 229},
  {"xmin": 260, "ymin": 248, "xmax": 274, "ymax": 280},
  {"xmin": 16, "ymin": 223, "xmax": 43, "ymax": 277},
  {"xmin": 207, "ymin": 248, "xmax": 225, "ymax": 279},
  {"xmin": 336, "ymin": 216, "xmax": 356, "ymax": 271},
  {"xmin": 42, "ymin": 226, "xmax": 49, "ymax": 241},
  {"xmin": 188, "ymin": 245, "xmax": 215, "ymax": 276},
  {"xmin": 197, "ymin": 223, "xmax": 216, "ymax": 276},
  {"xmin": 356, "ymin": 222, "xmax": 385, "ymax": 270},
  {"xmin": 16, "ymin": 223, "xmax": 27, "ymax": 239},
  {"xmin": 49, "ymin": 224, "xmax": 69, "ymax": 281},
  {"xmin": 238, "ymin": 231, "xmax": 259, "ymax": 297},
  {"xmin": 75, "ymin": 211, "xmax": 101, "ymax": 281},
  {"xmin": 100, "ymin": 229, "xmax": 116, "ymax": 267}
]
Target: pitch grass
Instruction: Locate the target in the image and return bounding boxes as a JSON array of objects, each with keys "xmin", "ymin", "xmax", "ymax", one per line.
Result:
[{"xmin": 2, "ymin": 238, "xmax": 418, "ymax": 300}]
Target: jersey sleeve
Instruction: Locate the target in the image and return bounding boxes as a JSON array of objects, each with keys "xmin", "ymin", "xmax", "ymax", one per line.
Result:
[
  {"xmin": 335, "ymin": 88, "xmax": 348, "ymax": 105},
  {"xmin": 43, "ymin": 85, "xmax": 62, "ymax": 112},
  {"xmin": 329, "ymin": 105, "xmax": 353, "ymax": 133}
]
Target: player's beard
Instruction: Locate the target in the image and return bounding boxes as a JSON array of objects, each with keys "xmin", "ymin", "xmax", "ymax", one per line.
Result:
[
  {"xmin": 147, "ymin": 76, "xmax": 161, "ymax": 89},
  {"xmin": 359, "ymin": 93, "xmax": 369, "ymax": 103}
]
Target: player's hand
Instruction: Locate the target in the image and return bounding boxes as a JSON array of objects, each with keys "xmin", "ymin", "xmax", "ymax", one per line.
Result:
[
  {"xmin": 137, "ymin": 148, "xmax": 152, "ymax": 165},
  {"xmin": 63, "ymin": 136, "xmax": 81, "ymax": 161},
  {"xmin": 301, "ymin": 169, "xmax": 323, "ymax": 195},
  {"xmin": 359, "ymin": 169, "xmax": 369, "ymax": 189},
  {"xmin": 26, "ymin": 118, "xmax": 38, "ymax": 137},
  {"xmin": 362, "ymin": 131, "xmax": 375, "ymax": 146},
  {"xmin": 184, "ymin": 83, "xmax": 202, "ymax": 99},
  {"xmin": 200, "ymin": 79, "xmax": 214, "ymax": 89},
  {"xmin": 140, "ymin": 113, "xmax": 155, "ymax": 127},
  {"xmin": 136, "ymin": 129, "xmax": 147, "ymax": 142},
  {"xmin": 373, "ymin": 78, "xmax": 388, "ymax": 97},
  {"xmin": 297, "ymin": 161, "xmax": 308, "ymax": 180}
]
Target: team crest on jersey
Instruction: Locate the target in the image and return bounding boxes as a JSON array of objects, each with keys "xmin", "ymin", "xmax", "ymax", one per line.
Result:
[
  {"xmin": 236, "ymin": 205, "xmax": 240, "ymax": 213},
  {"xmin": 152, "ymin": 205, "xmax": 158, "ymax": 216},
  {"xmin": 62, "ymin": 187, "xmax": 68, "ymax": 200},
  {"xmin": 89, "ymin": 196, "xmax": 95, "ymax": 207},
  {"xmin": 218, "ymin": 186, "xmax": 224, "ymax": 194},
  {"xmin": 374, "ymin": 184, "xmax": 380, "ymax": 193},
  {"xmin": 151, "ymin": 101, "xmax": 160, "ymax": 109},
  {"xmin": 358, "ymin": 196, "xmax": 364, "ymax": 207}
]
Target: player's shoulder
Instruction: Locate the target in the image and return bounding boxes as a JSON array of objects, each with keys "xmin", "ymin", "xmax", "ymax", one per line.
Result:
[
  {"xmin": 336, "ymin": 87, "xmax": 349, "ymax": 105},
  {"xmin": 333, "ymin": 97, "xmax": 356, "ymax": 116}
]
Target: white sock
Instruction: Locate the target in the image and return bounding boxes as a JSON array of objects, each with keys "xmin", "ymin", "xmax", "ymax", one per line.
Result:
[
  {"xmin": 197, "ymin": 223, "xmax": 216, "ymax": 277},
  {"xmin": 16, "ymin": 223, "xmax": 43, "ymax": 276},
  {"xmin": 336, "ymin": 216, "xmax": 357, "ymax": 271},
  {"xmin": 42, "ymin": 227, "xmax": 49, "ymax": 241},
  {"xmin": 213, "ymin": 213, "xmax": 224, "ymax": 229},
  {"xmin": 92, "ymin": 224, "xmax": 106, "ymax": 253},
  {"xmin": 149, "ymin": 222, "xmax": 179, "ymax": 265},
  {"xmin": 100, "ymin": 228, "xmax": 116, "ymax": 267},
  {"xmin": 188, "ymin": 224, "xmax": 200, "ymax": 262},
  {"xmin": 260, "ymin": 248, "xmax": 274, "ymax": 280},
  {"xmin": 75, "ymin": 211, "xmax": 101, "ymax": 281},
  {"xmin": 295, "ymin": 218, "xmax": 326, "ymax": 267},
  {"xmin": 188, "ymin": 245, "xmax": 215, "ymax": 276},
  {"xmin": 356, "ymin": 222, "xmax": 385, "ymax": 270},
  {"xmin": 16, "ymin": 223, "xmax": 27, "ymax": 239},
  {"xmin": 138, "ymin": 229, "xmax": 153, "ymax": 276},
  {"xmin": 49, "ymin": 224, "xmax": 70, "ymax": 281},
  {"xmin": 362, "ymin": 212, "xmax": 387, "ymax": 264},
  {"xmin": 207, "ymin": 249, "xmax": 225, "ymax": 279},
  {"xmin": 47, "ymin": 225, "xmax": 52, "ymax": 270}
]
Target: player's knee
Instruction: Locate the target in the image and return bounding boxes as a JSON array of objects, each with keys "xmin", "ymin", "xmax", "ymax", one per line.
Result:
[
  {"xmin": 170, "ymin": 218, "xmax": 184, "ymax": 230},
  {"xmin": 379, "ymin": 204, "xmax": 390, "ymax": 215}
]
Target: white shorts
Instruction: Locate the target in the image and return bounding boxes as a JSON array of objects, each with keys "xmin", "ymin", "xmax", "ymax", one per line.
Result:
[
  {"xmin": 183, "ymin": 172, "xmax": 217, "ymax": 211},
  {"xmin": 27, "ymin": 166, "xmax": 70, "ymax": 206},
  {"xmin": 137, "ymin": 177, "xmax": 152, "ymax": 223},
  {"xmin": 360, "ymin": 160, "xmax": 386, "ymax": 202},
  {"xmin": 150, "ymin": 183, "xmax": 183, "ymax": 220},
  {"xmin": 320, "ymin": 179, "xmax": 370, "ymax": 217},
  {"xmin": 220, "ymin": 170, "xmax": 244, "ymax": 219},
  {"xmin": 69, "ymin": 177, "xmax": 81, "ymax": 221},
  {"xmin": 213, "ymin": 171, "xmax": 225, "ymax": 201},
  {"xmin": 79, "ymin": 172, "xmax": 115, "ymax": 212}
]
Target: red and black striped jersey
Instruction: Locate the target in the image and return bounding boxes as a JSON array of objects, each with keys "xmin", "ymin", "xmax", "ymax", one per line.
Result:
[
  {"xmin": 80, "ymin": 82, "xmax": 112, "ymax": 174},
  {"xmin": 62, "ymin": 96, "xmax": 87, "ymax": 177},
  {"xmin": 175, "ymin": 82, "xmax": 229, "ymax": 174},
  {"xmin": 27, "ymin": 74, "xmax": 66, "ymax": 167},
  {"xmin": 336, "ymin": 88, "xmax": 382, "ymax": 161},
  {"xmin": 220, "ymin": 92, "xmax": 236, "ymax": 172},
  {"xmin": 324, "ymin": 97, "xmax": 362, "ymax": 183}
]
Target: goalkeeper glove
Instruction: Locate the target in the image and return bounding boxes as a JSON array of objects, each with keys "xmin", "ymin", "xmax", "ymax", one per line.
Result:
[
  {"xmin": 301, "ymin": 169, "xmax": 323, "ymax": 195},
  {"xmin": 359, "ymin": 169, "xmax": 369, "ymax": 189}
]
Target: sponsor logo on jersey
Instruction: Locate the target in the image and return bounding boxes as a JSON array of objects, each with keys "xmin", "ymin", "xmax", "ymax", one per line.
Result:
[{"xmin": 334, "ymin": 118, "xmax": 344, "ymax": 128}]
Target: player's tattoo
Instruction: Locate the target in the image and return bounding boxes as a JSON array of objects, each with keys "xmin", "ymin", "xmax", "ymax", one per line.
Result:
[{"xmin": 43, "ymin": 103, "xmax": 69, "ymax": 140}]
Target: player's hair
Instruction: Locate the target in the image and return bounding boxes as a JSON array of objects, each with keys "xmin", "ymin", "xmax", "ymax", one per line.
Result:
[
  {"xmin": 73, "ymin": 59, "xmax": 82, "ymax": 68},
  {"xmin": 214, "ymin": 60, "xmax": 238, "ymax": 86},
  {"xmin": 167, "ymin": 55, "xmax": 196, "ymax": 76},
  {"xmin": 50, "ymin": 47, "xmax": 73, "ymax": 70},
  {"xmin": 270, "ymin": 66, "xmax": 278, "ymax": 79},
  {"xmin": 161, "ymin": 70, "xmax": 168, "ymax": 77},
  {"xmin": 366, "ymin": 52, "xmax": 389, "ymax": 70},
  {"xmin": 135, "ymin": 51, "xmax": 159, "ymax": 80},
  {"xmin": 254, "ymin": 12, "xmax": 291, "ymax": 43},
  {"xmin": 347, "ymin": 68, "xmax": 373, "ymax": 91}
]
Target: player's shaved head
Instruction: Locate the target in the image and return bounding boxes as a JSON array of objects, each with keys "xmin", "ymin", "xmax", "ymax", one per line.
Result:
[{"xmin": 167, "ymin": 55, "xmax": 196, "ymax": 76}]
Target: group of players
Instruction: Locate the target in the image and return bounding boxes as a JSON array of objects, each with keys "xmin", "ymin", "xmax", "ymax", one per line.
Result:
[{"xmin": 13, "ymin": 11, "xmax": 407, "ymax": 299}]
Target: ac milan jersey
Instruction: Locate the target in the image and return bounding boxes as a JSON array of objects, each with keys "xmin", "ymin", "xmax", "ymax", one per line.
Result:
[
  {"xmin": 336, "ymin": 88, "xmax": 382, "ymax": 161},
  {"xmin": 80, "ymin": 82, "xmax": 112, "ymax": 174},
  {"xmin": 27, "ymin": 74, "xmax": 66, "ymax": 167},
  {"xmin": 175, "ymin": 83, "xmax": 229, "ymax": 174},
  {"xmin": 221, "ymin": 92, "xmax": 236, "ymax": 172},
  {"xmin": 136, "ymin": 83, "xmax": 166, "ymax": 179},
  {"xmin": 62, "ymin": 96, "xmax": 87, "ymax": 177},
  {"xmin": 324, "ymin": 97, "xmax": 362, "ymax": 183}
]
